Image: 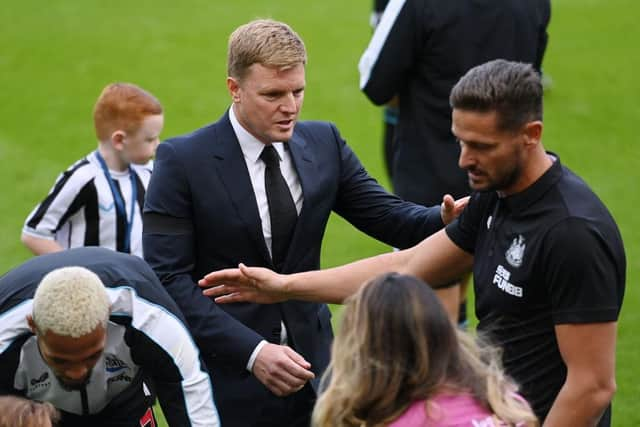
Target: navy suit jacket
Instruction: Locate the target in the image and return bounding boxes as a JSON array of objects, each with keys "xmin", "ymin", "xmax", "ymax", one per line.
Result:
[{"xmin": 143, "ymin": 112, "xmax": 443, "ymax": 425}]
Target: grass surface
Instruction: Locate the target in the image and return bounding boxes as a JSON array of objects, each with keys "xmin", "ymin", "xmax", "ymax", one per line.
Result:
[{"xmin": 1, "ymin": 0, "xmax": 638, "ymax": 424}]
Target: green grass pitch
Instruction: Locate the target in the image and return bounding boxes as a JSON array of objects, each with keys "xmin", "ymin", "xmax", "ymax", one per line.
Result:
[{"xmin": 1, "ymin": 0, "xmax": 638, "ymax": 424}]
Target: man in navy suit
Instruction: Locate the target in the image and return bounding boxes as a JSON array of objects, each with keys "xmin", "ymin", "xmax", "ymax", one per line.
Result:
[{"xmin": 143, "ymin": 19, "xmax": 463, "ymax": 427}]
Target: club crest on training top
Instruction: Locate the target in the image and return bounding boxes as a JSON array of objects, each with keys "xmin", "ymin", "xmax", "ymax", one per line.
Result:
[{"xmin": 505, "ymin": 235, "xmax": 526, "ymax": 268}]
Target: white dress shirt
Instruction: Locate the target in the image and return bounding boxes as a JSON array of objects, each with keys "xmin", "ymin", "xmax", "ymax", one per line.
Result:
[{"xmin": 228, "ymin": 106, "xmax": 303, "ymax": 371}]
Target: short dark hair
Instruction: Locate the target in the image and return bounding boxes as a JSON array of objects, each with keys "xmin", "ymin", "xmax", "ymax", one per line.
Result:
[{"xmin": 450, "ymin": 59, "xmax": 543, "ymax": 132}]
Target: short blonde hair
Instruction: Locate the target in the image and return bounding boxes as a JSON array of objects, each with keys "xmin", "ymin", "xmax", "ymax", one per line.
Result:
[
  {"xmin": 93, "ymin": 82, "xmax": 163, "ymax": 142},
  {"xmin": 32, "ymin": 267, "xmax": 110, "ymax": 338},
  {"xmin": 0, "ymin": 396, "xmax": 60, "ymax": 427},
  {"xmin": 227, "ymin": 19, "xmax": 307, "ymax": 80}
]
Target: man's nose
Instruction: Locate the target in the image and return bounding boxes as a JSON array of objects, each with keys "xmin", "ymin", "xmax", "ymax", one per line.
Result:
[
  {"xmin": 458, "ymin": 144, "xmax": 474, "ymax": 169},
  {"xmin": 280, "ymin": 93, "xmax": 297, "ymax": 112}
]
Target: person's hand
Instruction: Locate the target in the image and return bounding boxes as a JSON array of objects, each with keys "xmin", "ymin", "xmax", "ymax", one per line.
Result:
[
  {"xmin": 252, "ymin": 343, "xmax": 315, "ymax": 396},
  {"xmin": 199, "ymin": 263, "xmax": 289, "ymax": 304},
  {"xmin": 440, "ymin": 194, "xmax": 470, "ymax": 225}
]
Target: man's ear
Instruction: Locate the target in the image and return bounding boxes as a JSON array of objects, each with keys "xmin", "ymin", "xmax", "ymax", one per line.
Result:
[
  {"xmin": 523, "ymin": 120, "xmax": 543, "ymax": 147},
  {"xmin": 110, "ymin": 130, "xmax": 127, "ymax": 151},
  {"xmin": 27, "ymin": 315, "xmax": 37, "ymax": 334},
  {"xmin": 227, "ymin": 77, "xmax": 241, "ymax": 103}
]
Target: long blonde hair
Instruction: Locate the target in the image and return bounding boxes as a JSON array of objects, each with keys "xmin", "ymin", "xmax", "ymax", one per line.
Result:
[{"xmin": 312, "ymin": 273, "xmax": 538, "ymax": 426}]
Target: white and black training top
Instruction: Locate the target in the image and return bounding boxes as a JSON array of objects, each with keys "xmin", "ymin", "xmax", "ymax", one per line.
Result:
[
  {"xmin": 0, "ymin": 248, "xmax": 220, "ymax": 427},
  {"xmin": 23, "ymin": 151, "xmax": 152, "ymax": 257}
]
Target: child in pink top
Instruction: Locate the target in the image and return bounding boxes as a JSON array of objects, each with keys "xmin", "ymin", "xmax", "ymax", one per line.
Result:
[{"xmin": 312, "ymin": 273, "xmax": 538, "ymax": 427}]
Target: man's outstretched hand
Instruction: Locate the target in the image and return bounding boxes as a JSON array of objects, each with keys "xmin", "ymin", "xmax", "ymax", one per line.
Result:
[
  {"xmin": 199, "ymin": 195, "xmax": 469, "ymax": 305},
  {"xmin": 440, "ymin": 194, "xmax": 469, "ymax": 225},
  {"xmin": 199, "ymin": 263, "xmax": 288, "ymax": 304}
]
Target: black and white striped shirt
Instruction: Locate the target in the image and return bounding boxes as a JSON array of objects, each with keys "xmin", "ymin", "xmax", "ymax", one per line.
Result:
[{"xmin": 23, "ymin": 151, "xmax": 151, "ymax": 257}]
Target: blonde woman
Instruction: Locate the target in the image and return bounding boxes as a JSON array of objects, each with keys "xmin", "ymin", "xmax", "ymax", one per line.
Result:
[{"xmin": 312, "ymin": 273, "xmax": 538, "ymax": 427}]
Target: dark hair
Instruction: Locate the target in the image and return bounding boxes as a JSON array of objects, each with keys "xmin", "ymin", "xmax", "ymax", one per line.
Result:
[{"xmin": 450, "ymin": 59, "xmax": 543, "ymax": 132}]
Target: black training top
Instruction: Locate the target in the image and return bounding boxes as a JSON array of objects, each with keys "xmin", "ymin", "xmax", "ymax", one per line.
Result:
[{"xmin": 446, "ymin": 155, "xmax": 625, "ymax": 424}]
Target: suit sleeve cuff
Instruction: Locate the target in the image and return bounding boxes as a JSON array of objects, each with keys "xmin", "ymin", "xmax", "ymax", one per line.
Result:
[{"xmin": 246, "ymin": 340, "xmax": 268, "ymax": 372}]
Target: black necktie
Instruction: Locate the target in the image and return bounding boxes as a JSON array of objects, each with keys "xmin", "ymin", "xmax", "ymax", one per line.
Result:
[{"xmin": 260, "ymin": 145, "xmax": 297, "ymax": 272}]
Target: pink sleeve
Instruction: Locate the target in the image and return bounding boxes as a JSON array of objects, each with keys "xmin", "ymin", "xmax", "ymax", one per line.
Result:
[{"xmin": 388, "ymin": 401, "xmax": 428, "ymax": 426}]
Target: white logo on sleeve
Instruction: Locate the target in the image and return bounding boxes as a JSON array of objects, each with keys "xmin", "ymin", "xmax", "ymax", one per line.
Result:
[{"xmin": 505, "ymin": 235, "xmax": 526, "ymax": 268}]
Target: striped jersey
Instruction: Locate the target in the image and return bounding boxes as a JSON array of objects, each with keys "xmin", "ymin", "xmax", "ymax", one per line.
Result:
[{"xmin": 23, "ymin": 151, "xmax": 152, "ymax": 257}]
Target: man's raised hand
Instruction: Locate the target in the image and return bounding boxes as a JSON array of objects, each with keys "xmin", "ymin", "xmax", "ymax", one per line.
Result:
[{"xmin": 440, "ymin": 194, "xmax": 470, "ymax": 225}]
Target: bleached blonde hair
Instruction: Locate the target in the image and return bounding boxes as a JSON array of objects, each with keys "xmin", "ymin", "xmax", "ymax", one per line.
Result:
[{"xmin": 32, "ymin": 267, "xmax": 110, "ymax": 338}]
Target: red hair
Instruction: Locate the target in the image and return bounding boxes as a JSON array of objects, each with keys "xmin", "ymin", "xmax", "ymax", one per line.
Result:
[{"xmin": 93, "ymin": 83, "xmax": 163, "ymax": 141}]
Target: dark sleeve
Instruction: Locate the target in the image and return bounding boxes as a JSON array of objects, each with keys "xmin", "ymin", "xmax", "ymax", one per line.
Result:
[
  {"xmin": 329, "ymin": 124, "xmax": 444, "ymax": 249},
  {"xmin": 445, "ymin": 192, "xmax": 488, "ymax": 254},
  {"xmin": 0, "ymin": 337, "xmax": 28, "ymax": 396},
  {"xmin": 374, "ymin": 0, "xmax": 389, "ymax": 13},
  {"xmin": 370, "ymin": 0, "xmax": 390, "ymax": 28},
  {"xmin": 143, "ymin": 142, "xmax": 264, "ymax": 368},
  {"xmin": 535, "ymin": 0, "xmax": 551, "ymax": 71},
  {"xmin": 359, "ymin": 0, "xmax": 423, "ymax": 104},
  {"xmin": 541, "ymin": 217, "xmax": 624, "ymax": 324}
]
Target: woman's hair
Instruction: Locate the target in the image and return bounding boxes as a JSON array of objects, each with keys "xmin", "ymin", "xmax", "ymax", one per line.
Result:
[
  {"xmin": 312, "ymin": 273, "xmax": 538, "ymax": 427},
  {"xmin": 0, "ymin": 396, "xmax": 59, "ymax": 427}
]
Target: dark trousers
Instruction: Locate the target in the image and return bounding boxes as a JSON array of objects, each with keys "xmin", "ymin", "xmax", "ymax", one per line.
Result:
[{"xmin": 254, "ymin": 383, "xmax": 316, "ymax": 427}]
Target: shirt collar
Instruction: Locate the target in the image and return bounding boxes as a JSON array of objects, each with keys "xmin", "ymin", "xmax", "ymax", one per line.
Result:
[
  {"xmin": 501, "ymin": 152, "xmax": 563, "ymax": 212},
  {"xmin": 229, "ymin": 105, "xmax": 286, "ymax": 163}
]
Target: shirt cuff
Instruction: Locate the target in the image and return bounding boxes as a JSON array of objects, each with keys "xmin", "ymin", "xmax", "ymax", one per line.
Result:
[
  {"xmin": 22, "ymin": 227, "xmax": 55, "ymax": 240},
  {"xmin": 246, "ymin": 340, "xmax": 268, "ymax": 372}
]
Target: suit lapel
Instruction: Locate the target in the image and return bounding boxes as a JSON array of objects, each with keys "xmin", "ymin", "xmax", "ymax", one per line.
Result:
[
  {"xmin": 210, "ymin": 113, "xmax": 272, "ymax": 265},
  {"xmin": 285, "ymin": 130, "xmax": 318, "ymax": 270}
]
